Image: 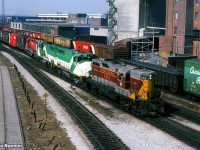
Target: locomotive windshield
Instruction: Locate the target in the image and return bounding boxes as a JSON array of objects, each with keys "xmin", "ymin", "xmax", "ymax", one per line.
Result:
[{"xmin": 75, "ymin": 54, "xmax": 93, "ymax": 63}]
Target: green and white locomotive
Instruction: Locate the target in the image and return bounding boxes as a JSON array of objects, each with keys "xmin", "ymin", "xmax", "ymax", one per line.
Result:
[{"xmin": 37, "ymin": 42, "xmax": 94, "ymax": 81}]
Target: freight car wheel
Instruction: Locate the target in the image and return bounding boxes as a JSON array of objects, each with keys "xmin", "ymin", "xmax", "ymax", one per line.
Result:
[
  {"xmin": 130, "ymin": 104, "xmax": 138, "ymax": 114},
  {"xmin": 86, "ymin": 82, "xmax": 91, "ymax": 90},
  {"xmin": 158, "ymin": 107, "xmax": 165, "ymax": 115},
  {"xmin": 140, "ymin": 108, "xmax": 148, "ymax": 116},
  {"xmin": 120, "ymin": 98, "xmax": 131, "ymax": 112},
  {"xmin": 74, "ymin": 77, "xmax": 80, "ymax": 84},
  {"xmin": 139, "ymin": 102, "xmax": 148, "ymax": 116},
  {"xmin": 57, "ymin": 69, "xmax": 63, "ymax": 76}
]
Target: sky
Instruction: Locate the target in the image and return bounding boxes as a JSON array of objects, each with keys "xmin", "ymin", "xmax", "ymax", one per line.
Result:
[{"xmin": 3, "ymin": 0, "xmax": 108, "ymax": 16}]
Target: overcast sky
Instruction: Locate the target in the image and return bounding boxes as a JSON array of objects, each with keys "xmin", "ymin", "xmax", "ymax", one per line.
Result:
[{"xmin": 3, "ymin": 0, "xmax": 108, "ymax": 16}]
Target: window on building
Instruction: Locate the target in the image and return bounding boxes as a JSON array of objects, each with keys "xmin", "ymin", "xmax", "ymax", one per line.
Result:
[
  {"xmin": 174, "ymin": 27, "xmax": 178, "ymax": 34},
  {"xmin": 174, "ymin": 12, "xmax": 179, "ymax": 20},
  {"xmin": 175, "ymin": 0, "xmax": 180, "ymax": 4},
  {"xmin": 195, "ymin": 12, "xmax": 199, "ymax": 20},
  {"xmin": 195, "ymin": 0, "xmax": 199, "ymax": 4}
]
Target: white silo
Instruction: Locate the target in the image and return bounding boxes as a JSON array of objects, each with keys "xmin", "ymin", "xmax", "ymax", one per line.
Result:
[{"xmin": 108, "ymin": 0, "xmax": 141, "ymax": 45}]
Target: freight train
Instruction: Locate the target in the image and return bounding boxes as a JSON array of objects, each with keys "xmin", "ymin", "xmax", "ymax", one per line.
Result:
[
  {"xmin": 1, "ymin": 27, "xmax": 200, "ymax": 100},
  {"xmin": 0, "ymin": 27, "xmax": 164, "ymax": 115},
  {"xmin": 1, "ymin": 27, "xmax": 130, "ymax": 59}
]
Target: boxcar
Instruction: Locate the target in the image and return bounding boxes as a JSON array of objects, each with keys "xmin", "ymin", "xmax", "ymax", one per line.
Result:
[
  {"xmin": 17, "ymin": 35, "xmax": 28, "ymax": 50},
  {"xmin": 0, "ymin": 30, "xmax": 2, "ymax": 41},
  {"xmin": 184, "ymin": 59, "xmax": 200, "ymax": 97},
  {"xmin": 9, "ymin": 33, "xmax": 18, "ymax": 47},
  {"xmin": 54, "ymin": 36, "xmax": 73, "ymax": 48},
  {"xmin": 42, "ymin": 34, "xmax": 58, "ymax": 43},
  {"xmin": 3, "ymin": 27, "xmax": 10, "ymax": 32},
  {"xmin": 32, "ymin": 32, "xmax": 42, "ymax": 39},
  {"xmin": 25, "ymin": 37, "xmax": 38, "ymax": 55},
  {"xmin": 25, "ymin": 31, "xmax": 33, "ymax": 37},
  {"xmin": 92, "ymin": 44, "xmax": 130, "ymax": 59},
  {"xmin": 73, "ymin": 40, "xmax": 93, "ymax": 53},
  {"xmin": 2, "ymin": 31, "xmax": 9, "ymax": 44}
]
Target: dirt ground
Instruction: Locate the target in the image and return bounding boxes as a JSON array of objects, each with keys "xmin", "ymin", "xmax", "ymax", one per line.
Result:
[{"xmin": 0, "ymin": 53, "xmax": 76, "ymax": 149}]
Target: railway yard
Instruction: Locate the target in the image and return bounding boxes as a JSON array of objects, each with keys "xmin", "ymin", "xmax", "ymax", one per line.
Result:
[
  {"xmin": 0, "ymin": 43, "xmax": 200, "ymax": 149},
  {"xmin": 1, "ymin": 1, "xmax": 200, "ymax": 149}
]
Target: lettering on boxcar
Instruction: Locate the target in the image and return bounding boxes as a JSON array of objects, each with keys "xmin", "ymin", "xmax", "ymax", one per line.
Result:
[
  {"xmin": 83, "ymin": 45, "xmax": 89, "ymax": 49},
  {"xmin": 190, "ymin": 67, "xmax": 200, "ymax": 76},
  {"xmin": 196, "ymin": 77, "xmax": 200, "ymax": 84}
]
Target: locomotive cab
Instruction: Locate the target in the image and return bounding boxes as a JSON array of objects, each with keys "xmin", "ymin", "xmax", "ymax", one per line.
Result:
[
  {"xmin": 117, "ymin": 65, "xmax": 137, "ymax": 89},
  {"xmin": 130, "ymin": 69, "xmax": 155, "ymax": 101}
]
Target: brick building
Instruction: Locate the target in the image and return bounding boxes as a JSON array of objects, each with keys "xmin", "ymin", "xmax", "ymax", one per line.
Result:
[
  {"xmin": 193, "ymin": 0, "xmax": 200, "ymax": 57},
  {"xmin": 159, "ymin": 0, "xmax": 194, "ymax": 57}
]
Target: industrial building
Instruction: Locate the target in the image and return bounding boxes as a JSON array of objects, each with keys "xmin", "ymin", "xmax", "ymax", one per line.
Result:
[
  {"xmin": 6, "ymin": 13, "xmax": 108, "ymax": 26},
  {"xmin": 107, "ymin": 0, "xmax": 166, "ymax": 44},
  {"xmin": 159, "ymin": 0, "xmax": 200, "ymax": 59},
  {"xmin": 11, "ymin": 22, "xmax": 108, "ymax": 44},
  {"xmin": 159, "ymin": 0, "xmax": 194, "ymax": 58}
]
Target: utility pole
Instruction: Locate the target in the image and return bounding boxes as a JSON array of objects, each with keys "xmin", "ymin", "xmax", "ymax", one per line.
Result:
[{"xmin": 2, "ymin": 0, "xmax": 5, "ymax": 27}]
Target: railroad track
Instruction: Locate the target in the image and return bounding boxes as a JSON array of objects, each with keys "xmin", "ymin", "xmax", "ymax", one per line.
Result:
[
  {"xmin": 146, "ymin": 117, "xmax": 200, "ymax": 149},
  {"xmin": 1, "ymin": 45, "xmax": 129, "ymax": 150},
  {"xmin": 164, "ymin": 102, "xmax": 200, "ymax": 125},
  {"xmin": 2, "ymin": 44, "xmax": 200, "ymax": 149}
]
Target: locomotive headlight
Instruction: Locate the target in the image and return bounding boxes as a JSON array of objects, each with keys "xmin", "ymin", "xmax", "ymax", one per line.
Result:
[{"xmin": 149, "ymin": 74, "xmax": 152, "ymax": 80}]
